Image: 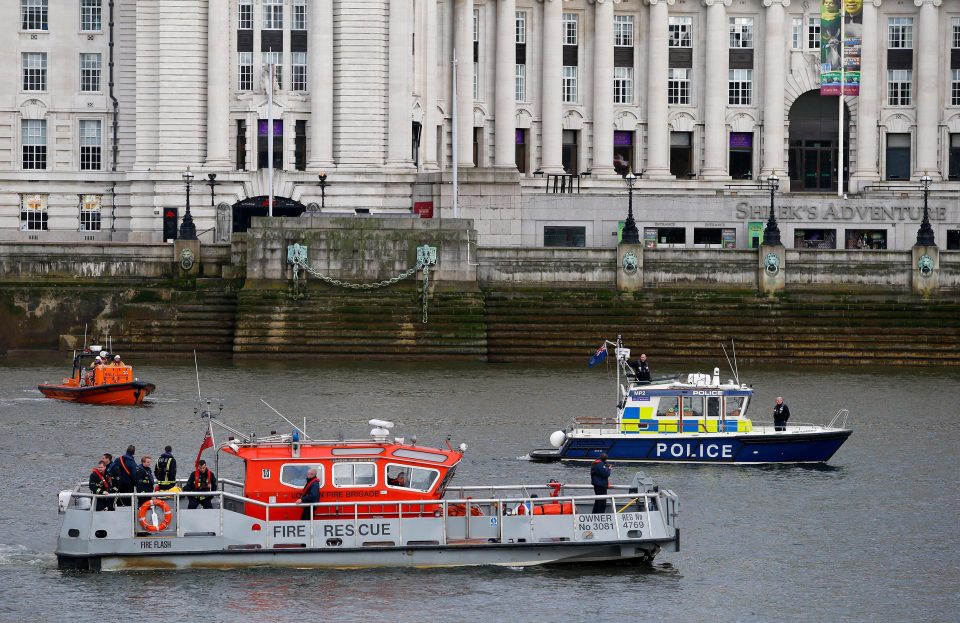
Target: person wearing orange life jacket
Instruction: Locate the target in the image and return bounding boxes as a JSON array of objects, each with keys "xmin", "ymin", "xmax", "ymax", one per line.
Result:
[
  {"xmin": 88, "ymin": 461, "xmax": 115, "ymax": 511},
  {"xmin": 183, "ymin": 460, "xmax": 217, "ymax": 509},
  {"xmin": 298, "ymin": 469, "xmax": 320, "ymax": 520},
  {"xmin": 590, "ymin": 453, "xmax": 612, "ymax": 514},
  {"xmin": 108, "ymin": 445, "xmax": 138, "ymax": 507}
]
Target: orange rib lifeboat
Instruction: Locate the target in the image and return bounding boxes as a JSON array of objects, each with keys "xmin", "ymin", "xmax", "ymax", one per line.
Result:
[{"xmin": 39, "ymin": 351, "xmax": 155, "ymax": 406}]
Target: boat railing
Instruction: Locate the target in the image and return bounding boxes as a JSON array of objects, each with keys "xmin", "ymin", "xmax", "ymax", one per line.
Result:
[
  {"xmin": 571, "ymin": 416, "xmax": 620, "ymax": 434},
  {"xmin": 828, "ymin": 409, "xmax": 850, "ymax": 429},
  {"xmin": 750, "ymin": 421, "xmax": 841, "ymax": 434}
]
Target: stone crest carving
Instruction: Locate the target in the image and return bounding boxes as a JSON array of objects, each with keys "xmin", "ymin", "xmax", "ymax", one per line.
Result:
[{"xmin": 764, "ymin": 252, "xmax": 780, "ymax": 275}]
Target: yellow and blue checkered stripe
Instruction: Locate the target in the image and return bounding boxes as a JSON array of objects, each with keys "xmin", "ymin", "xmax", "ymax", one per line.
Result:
[{"xmin": 619, "ymin": 406, "xmax": 752, "ymax": 433}]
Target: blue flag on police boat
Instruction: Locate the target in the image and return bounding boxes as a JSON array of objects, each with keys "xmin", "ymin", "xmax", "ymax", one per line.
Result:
[{"xmin": 588, "ymin": 343, "xmax": 608, "ymax": 368}]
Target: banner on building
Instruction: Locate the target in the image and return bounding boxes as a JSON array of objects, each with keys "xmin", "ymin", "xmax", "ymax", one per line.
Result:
[{"xmin": 820, "ymin": 0, "xmax": 862, "ymax": 96}]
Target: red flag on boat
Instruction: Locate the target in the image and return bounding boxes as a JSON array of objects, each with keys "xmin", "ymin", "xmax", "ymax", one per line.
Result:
[{"xmin": 195, "ymin": 420, "xmax": 214, "ymax": 471}]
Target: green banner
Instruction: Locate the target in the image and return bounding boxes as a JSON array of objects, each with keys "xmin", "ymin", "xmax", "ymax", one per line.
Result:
[{"xmin": 820, "ymin": 0, "xmax": 862, "ymax": 96}]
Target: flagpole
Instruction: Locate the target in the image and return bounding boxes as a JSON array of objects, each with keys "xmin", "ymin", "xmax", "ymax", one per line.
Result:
[
  {"xmin": 268, "ymin": 60, "xmax": 275, "ymax": 218},
  {"xmin": 838, "ymin": 4, "xmax": 845, "ymax": 199},
  {"xmin": 452, "ymin": 50, "xmax": 459, "ymax": 219}
]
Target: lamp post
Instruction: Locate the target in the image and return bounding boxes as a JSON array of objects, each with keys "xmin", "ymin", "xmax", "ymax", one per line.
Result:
[
  {"xmin": 206, "ymin": 173, "xmax": 219, "ymax": 207},
  {"xmin": 621, "ymin": 171, "xmax": 640, "ymax": 244},
  {"xmin": 763, "ymin": 173, "xmax": 781, "ymax": 246},
  {"xmin": 317, "ymin": 171, "xmax": 329, "ymax": 209},
  {"xmin": 179, "ymin": 166, "xmax": 197, "ymax": 240},
  {"xmin": 915, "ymin": 173, "xmax": 935, "ymax": 246}
]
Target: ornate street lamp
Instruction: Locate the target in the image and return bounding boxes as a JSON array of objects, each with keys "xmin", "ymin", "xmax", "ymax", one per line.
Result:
[
  {"xmin": 179, "ymin": 166, "xmax": 197, "ymax": 240},
  {"xmin": 317, "ymin": 171, "xmax": 329, "ymax": 209},
  {"xmin": 621, "ymin": 171, "xmax": 640, "ymax": 244},
  {"xmin": 206, "ymin": 173, "xmax": 219, "ymax": 207},
  {"xmin": 915, "ymin": 173, "xmax": 935, "ymax": 246},
  {"xmin": 763, "ymin": 173, "xmax": 781, "ymax": 246}
]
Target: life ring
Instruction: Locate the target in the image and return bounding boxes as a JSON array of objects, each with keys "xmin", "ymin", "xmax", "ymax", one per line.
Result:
[{"xmin": 138, "ymin": 499, "xmax": 173, "ymax": 532}]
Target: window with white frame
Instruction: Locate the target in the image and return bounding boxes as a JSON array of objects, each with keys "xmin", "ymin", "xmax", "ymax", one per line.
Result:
[
  {"xmin": 562, "ymin": 65, "xmax": 578, "ymax": 103},
  {"xmin": 516, "ymin": 11, "xmax": 526, "ymax": 43},
  {"xmin": 20, "ymin": 194, "xmax": 48, "ymax": 231},
  {"xmin": 615, "ymin": 15, "xmax": 634, "ymax": 47},
  {"xmin": 79, "ymin": 120, "xmax": 101, "ymax": 171},
  {"xmin": 263, "ymin": 51, "xmax": 282, "ymax": 88},
  {"xmin": 238, "ymin": 52, "xmax": 252, "ymax": 91},
  {"xmin": 791, "ymin": 17, "xmax": 801, "ymax": 49},
  {"xmin": 292, "ymin": 52, "xmax": 307, "ymax": 91},
  {"xmin": 668, "ymin": 68, "xmax": 691, "ymax": 105},
  {"xmin": 22, "ymin": 119, "xmax": 46, "ymax": 170},
  {"xmin": 729, "ymin": 17, "xmax": 753, "ymax": 48},
  {"xmin": 80, "ymin": 53, "xmax": 101, "ymax": 93},
  {"xmin": 887, "ymin": 69, "xmax": 912, "ymax": 106},
  {"xmin": 263, "ymin": 0, "xmax": 283, "ymax": 30},
  {"xmin": 808, "ymin": 17, "xmax": 820, "ymax": 50},
  {"xmin": 80, "ymin": 195, "xmax": 101, "ymax": 231},
  {"xmin": 515, "ymin": 64, "xmax": 525, "ymax": 101},
  {"xmin": 80, "ymin": 0, "xmax": 102, "ymax": 32},
  {"xmin": 953, "ymin": 17, "xmax": 960, "ymax": 49},
  {"xmin": 474, "ymin": 8, "xmax": 479, "ymax": 42},
  {"xmin": 888, "ymin": 17, "xmax": 913, "ymax": 49},
  {"xmin": 293, "ymin": 0, "xmax": 306, "ymax": 29},
  {"xmin": 473, "ymin": 62, "xmax": 479, "ymax": 100},
  {"xmin": 563, "ymin": 13, "xmax": 578, "ymax": 45},
  {"xmin": 22, "ymin": 52, "xmax": 46, "ymax": 92},
  {"xmin": 614, "ymin": 67, "xmax": 633, "ymax": 104},
  {"xmin": 238, "ymin": 0, "xmax": 252, "ymax": 29},
  {"xmin": 669, "ymin": 16, "xmax": 692, "ymax": 48},
  {"xmin": 952, "ymin": 69, "xmax": 960, "ymax": 106},
  {"xmin": 728, "ymin": 69, "xmax": 753, "ymax": 105},
  {"xmin": 21, "ymin": 0, "xmax": 47, "ymax": 31}
]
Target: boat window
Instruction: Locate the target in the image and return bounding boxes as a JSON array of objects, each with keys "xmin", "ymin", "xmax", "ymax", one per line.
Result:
[
  {"xmin": 657, "ymin": 396, "xmax": 679, "ymax": 417},
  {"xmin": 725, "ymin": 397, "xmax": 745, "ymax": 418},
  {"xmin": 279, "ymin": 463, "xmax": 324, "ymax": 489},
  {"xmin": 332, "ymin": 462, "xmax": 377, "ymax": 487},
  {"xmin": 707, "ymin": 397, "xmax": 721, "ymax": 418},
  {"xmin": 392, "ymin": 449, "xmax": 448, "ymax": 463},
  {"xmin": 385, "ymin": 463, "xmax": 439, "ymax": 492},
  {"xmin": 331, "ymin": 447, "xmax": 384, "ymax": 456},
  {"xmin": 683, "ymin": 396, "xmax": 704, "ymax": 418}
]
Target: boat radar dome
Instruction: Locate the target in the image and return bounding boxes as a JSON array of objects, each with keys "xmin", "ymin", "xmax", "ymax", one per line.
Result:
[
  {"xmin": 549, "ymin": 430, "xmax": 567, "ymax": 448},
  {"xmin": 369, "ymin": 419, "xmax": 394, "ymax": 441}
]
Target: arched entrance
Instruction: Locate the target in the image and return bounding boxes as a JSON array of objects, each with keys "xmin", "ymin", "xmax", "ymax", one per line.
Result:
[
  {"xmin": 787, "ymin": 91, "xmax": 850, "ymax": 192},
  {"xmin": 231, "ymin": 196, "xmax": 307, "ymax": 233}
]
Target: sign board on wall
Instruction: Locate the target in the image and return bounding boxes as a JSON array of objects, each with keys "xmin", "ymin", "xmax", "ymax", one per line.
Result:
[{"xmin": 413, "ymin": 201, "xmax": 433, "ymax": 219}]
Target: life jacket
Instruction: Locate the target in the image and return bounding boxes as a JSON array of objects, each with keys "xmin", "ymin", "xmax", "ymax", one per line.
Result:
[
  {"xmin": 91, "ymin": 469, "xmax": 109, "ymax": 493},
  {"xmin": 193, "ymin": 469, "xmax": 212, "ymax": 490},
  {"xmin": 301, "ymin": 477, "xmax": 319, "ymax": 499}
]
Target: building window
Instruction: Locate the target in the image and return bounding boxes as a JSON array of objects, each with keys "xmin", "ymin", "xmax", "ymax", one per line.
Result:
[
  {"xmin": 258, "ymin": 119, "xmax": 283, "ymax": 169},
  {"xmin": 238, "ymin": 0, "xmax": 252, "ymax": 29},
  {"xmin": 20, "ymin": 194, "xmax": 48, "ymax": 231},
  {"xmin": 614, "ymin": 131, "xmax": 633, "ymax": 175},
  {"xmin": 728, "ymin": 69, "xmax": 752, "ymax": 105},
  {"xmin": 80, "ymin": 0, "xmax": 102, "ymax": 32},
  {"xmin": 887, "ymin": 69, "xmax": 912, "ymax": 106},
  {"xmin": 236, "ymin": 120, "xmax": 247, "ymax": 170},
  {"xmin": 80, "ymin": 53, "xmax": 101, "ymax": 93},
  {"xmin": 888, "ymin": 17, "xmax": 913, "ymax": 49},
  {"xmin": 21, "ymin": 0, "xmax": 47, "ymax": 31},
  {"xmin": 79, "ymin": 119, "xmax": 101, "ymax": 171},
  {"xmin": 515, "ymin": 128, "xmax": 528, "ymax": 173},
  {"xmin": 292, "ymin": 0, "xmax": 306, "ymax": 30},
  {"xmin": 238, "ymin": 52, "xmax": 253, "ymax": 91},
  {"xmin": 263, "ymin": 0, "xmax": 283, "ymax": 30},
  {"xmin": 263, "ymin": 51, "xmax": 282, "ymax": 89},
  {"xmin": 613, "ymin": 67, "xmax": 633, "ymax": 104},
  {"xmin": 791, "ymin": 17, "xmax": 801, "ymax": 49},
  {"xmin": 562, "ymin": 13, "xmax": 578, "ymax": 46},
  {"xmin": 80, "ymin": 195, "xmax": 102, "ymax": 231},
  {"xmin": 668, "ymin": 68, "xmax": 691, "ymax": 105},
  {"xmin": 295, "ymin": 120, "xmax": 306, "ymax": 170},
  {"xmin": 562, "ymin": 66, "xmax": 578, "ymax": 103},
  {"xmin": 669, "ymin": 16, "xmax": 692, "ymax": 48},
  {"xmin": 670, "ymin": 132, "xmax": 693, "ymax": 178},
  {"xmin": 729, "ymin": 17, "xmax": 753, "ymax": 49},
  {"xmin": 953, "ymin": 17, "xmax": 960, "ymax": 49},
  {"xmin": 885, "ymin": 133, "xmax": 910, "ymax": 180},
  {"xmin": 473, "ymin": 61, "xmax": 479, "ymax": 100},
  {"xmin": 729, "ymin": 132, "xmax": 753, "ymax": 179},
  {"xmin": 515, "ymin": 64, "xmax": 525, "ymax": 102},
  {"xmin": 292, "ymin": 52, "xmax": 307, "ymax": 91},
  {"xmin": 950, "ymin": 133, "xmax": 960, "ymax": 180},
  {"xmin": 515, "ymin": 11, "xmax": 526, "ymax": 44},
  {"xmin": 615, "ymin": 15, "xmax": 634, "ymax": 47},
  {"xmin": 952, "ymin": 70, "xmax": 960, "ymax": 106},
  {"xmin": 562, "ymin": 129, "xmax": 578, "ymax": 173},
  {"xmin": 22, "ymin": 119, "xmax": 46, "ymax": 170},
  {"xmin": 22, "ymin": 52, "xmax": 47, "ymax": 92},
  {"xmin": 807, "ymin": 17, "xmax": 821, "ymax": 50},
  {"xmin": 544, "ymin": 226, "xmax": 586, "ymax": 248}
]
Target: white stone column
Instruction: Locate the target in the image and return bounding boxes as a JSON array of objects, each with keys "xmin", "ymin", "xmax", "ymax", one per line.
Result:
[
  {"xmin": 592, "ymin": 0, "xmax": 614, "ymax": 175},
  {"xmin": 308, "ymin": 0, "xmax": 334, "ymax": 169},
  {"xmin": 851, "ymin": 0, "xmax": 881, "ymax": 189},
  {"xmin": 424, "ymin": 0, "xmax": 439, "ymax": 168},
  {"xmin": 701, "ymin": 0, "xmax": 730, "ymax": 179},
  {"xmin": 760, "ymin": 0, "xmax": 788, "ymax": 178},
  {"xmin": 494, "ymin": 0, "xmax": 517, "ymax": 168},
  {"xmin": 540, "ymin": 0, "xmax": 563, "ymax": 173},
  {"xmin": 644, "ymin": 0, "xmax": 672, "ymax": 179},
  {"xmin": 205, "ymin": 0, "xmax": 230, "ymax": 167},
  {"xmin": 914, "ymin": 0, "xmax": 941, "ymax": 178},
  {"xmin": 455, "ymin": 0, "xmax": 475, "ymax": 167},
  {"xmin": 387, "ymin": 0, "xmax": 414, "ymax": 165}
]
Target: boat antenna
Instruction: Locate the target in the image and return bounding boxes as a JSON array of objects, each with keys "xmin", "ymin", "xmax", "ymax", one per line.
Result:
[
  {"xmin": 194, "ymin": 350, "xmax": 203, "ymax": 404},
  {"xmin": 82, "ymin": 324, "xmax": 87, "ymax": 350},
  {"xmin": 732, "ymin": 339, "xmax": 740, "ymax": 384},
  {"xmin": 260, "ymin": 398, "xmax": 307, "ymax": 439},
  {"xmin": 721, "ymin": 341, "xmax": 740, "ymax": 385}
]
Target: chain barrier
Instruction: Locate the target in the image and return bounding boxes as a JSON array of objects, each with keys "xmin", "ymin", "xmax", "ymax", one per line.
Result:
[{"xmin": 287, "ymin": 243, "xmax": 436, "ymax": 324}]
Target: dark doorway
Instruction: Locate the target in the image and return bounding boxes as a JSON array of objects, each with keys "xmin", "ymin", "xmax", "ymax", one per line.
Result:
[
  {"xmin": 232, "ymin": 196, "xmax": 306, "ymax": 233},
  {"xmin": 670, "ymin": 131, "xmax": 693, "ymax": 179},
  {"xmin": 562, "ymin": 130, "xmax": 579, "ymax": 174},
  {"xmin": 788, "ymin": 91, "xmax": 849, "ymax": 192}
]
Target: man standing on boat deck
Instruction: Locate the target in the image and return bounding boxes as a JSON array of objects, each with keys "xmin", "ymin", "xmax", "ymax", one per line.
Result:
[
  {"xmin": 135, "ymin": 455, "xmax": 157, "ymax": 508},
  {"xmin": 631, "ymin": 354, "xmax": 651, "ymax": 382},
  {"xmin": 109, "ymin": 445, "xmax": 138, "ymax": 506},
  {"xmin": 298, "ymin": 468, "xmax": 321, "ymax": 520},
  {"xmin": 184, "ymin": 460, "xmax": 217, "ymax": 509},
  {"xmin": 591, "ymin": 453, "xmax": 612, "ymax": 514},
  {"xmin": 89, "ymin": 461, "xmax": 114, "ymax": 511},
  {"xmin": 155, "ymin": 446, "xmax": 177, "ymax": 491},
  {"xmin": 773, "ymin": 397, "xmax": 791, "ymax": 432}
]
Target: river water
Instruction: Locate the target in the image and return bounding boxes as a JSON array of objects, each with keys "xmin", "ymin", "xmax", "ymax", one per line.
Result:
[{"xmin": 0, "ymin": 356, "xmax": 957, "ymax": 623}]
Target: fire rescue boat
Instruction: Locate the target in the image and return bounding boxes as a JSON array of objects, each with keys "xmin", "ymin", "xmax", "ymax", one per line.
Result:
[
  {"xmin": 56, "ymin": 416, "xmax": 680, "ymax": 571},
  {"xmin": 38, "ymin": 347, "xmax": 155, "ymax": 406}
]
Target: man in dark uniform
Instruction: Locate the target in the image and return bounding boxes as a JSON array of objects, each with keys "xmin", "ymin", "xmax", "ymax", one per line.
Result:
[
  {"xmin": 108, "ymin": 445, "xmax": 138, "ymax": 506},
  {"xmin": 590, "ymin": 453, "xmax": 612, "ymax": 514},
  {"xmin": 89, "ymin": 461, "xmax": 115, "ymax": 511},
  {"xmin": 631, "ymin": 354, "xmax": 651, "ymax": 382},
  {"xmin": 298, "ymin": 468, "xmax": 320, "ymax": 520},
  {"xmin": 135, "ymin": 456, "xmax": 157, "ymax": 508},
  {"xmin": 154, "ymin": 446, "xmax": 177, "ymax": 490},
  {"xmin": 773, "ymin": 396, "xmax": 791, "ymax": 431},
  {"xmin": 184, "ymin": 460, "xmax": 217, "ymax": 509}
]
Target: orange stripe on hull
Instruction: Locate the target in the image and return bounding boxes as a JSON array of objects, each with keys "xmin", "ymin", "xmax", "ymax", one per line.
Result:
[{"xmin": 38, "ymin": 382, "xmax": 155, "ymax": 406}]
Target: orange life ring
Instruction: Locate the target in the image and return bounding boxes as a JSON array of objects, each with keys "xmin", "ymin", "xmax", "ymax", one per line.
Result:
[{"xmin": 138, "ymin": 499, "xmax": 173, "ymax": 532}]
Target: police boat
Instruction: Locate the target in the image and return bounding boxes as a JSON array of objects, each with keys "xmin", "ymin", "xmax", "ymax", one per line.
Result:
[
  {"xmin": 529, "ymin": 339, "xmax": 852, "ymax": 464},
  {"xmin": 56, "ymin": 414, "xmax": 679, "ymax": 571},
  {"xmin": 39, "ymin": 346, "xmax": 155, "ymax": 406}
]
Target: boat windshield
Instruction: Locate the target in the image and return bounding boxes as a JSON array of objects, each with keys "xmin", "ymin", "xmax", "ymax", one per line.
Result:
[
  {"xmin": 385, "ymin": 464, "xmax": 439, "ymax": 492},
  {"xmin": 725, "ymin": 396, "xmax": 746, "ymax": 418},
  {"xmin": 280, "ymin": 463, "xmax": 325, "ymax": 488}
]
